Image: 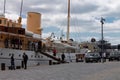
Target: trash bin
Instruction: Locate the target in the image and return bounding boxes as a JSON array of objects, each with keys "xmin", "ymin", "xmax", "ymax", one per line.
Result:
[
  {"xmin": 49, "ymin": 60, "xmax": 52, "ymax": 65},
  {"xmin": 1, "ymin": 63, "xmax": 5, "ymax": 70}
]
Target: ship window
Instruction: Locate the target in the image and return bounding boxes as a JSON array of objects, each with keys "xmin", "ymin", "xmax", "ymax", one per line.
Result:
[
  {"xmin": 1, "ymin": 53, "xmax": 3, "ymax": 55},
  {"xmin": 18, "ymin": 29, "xmax": 23, "ymax": 34},
  {"xmin": 41, "ymin": 56, "xmax": 43, "ymax": 58},
  {"xmin": 38, "ymin": 56, "xmax": 40, "ymax": 58},
  {"xmin": 1, "ymin": 35, "xmax": 3, "ymax": 39},
  {"xmin": 0, "ymin": 20, "xmax": 2, "ymax": 24},
  {"xmin": 31, "ymin": 55, "xmax": 33, "ymax": 58},
  {"xmin": 35, "ymin": 56, "xmax": 36, "ymax": 58},
  {"xmin": 19, "ymin": 54, "xmax": 21, "ymax": 57},
  {"xmin": 4, "ymin": 20, "xmax": 6, "ymax": 24},
  {"xmin": 7, "ymin": 23, "xmax": 9, "ymax": 26},
  {"xmin": 4, "ymin": 27, "xmax": 8, "ymax": 32},
  {"xmin": 9, "ymin": 54, "xmax": 11, "ymax": 56},
  {"xmin": 12, "ymin": 24, "xmax": 15, "ymax": 27}
]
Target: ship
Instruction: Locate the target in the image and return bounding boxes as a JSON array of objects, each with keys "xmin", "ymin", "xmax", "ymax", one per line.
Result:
[
  {"xmin": 0, "ymin": 0, "xmax": 82, "ymax": 68},
  {"xmin": 0, "ymin": 11, "xmax": 56, "ymax": 67}
]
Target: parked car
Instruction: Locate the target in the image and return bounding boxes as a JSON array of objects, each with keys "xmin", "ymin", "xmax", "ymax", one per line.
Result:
[
  {"xmin": 108, "ymin": 51, "xmax": 120, "ymax": 61},
  {"xmin": 85, "ymin": 52, "xmax": 101, "ymax": 63}
]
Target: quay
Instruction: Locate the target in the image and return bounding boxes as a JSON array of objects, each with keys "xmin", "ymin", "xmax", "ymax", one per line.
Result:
[{"xmin": 0, "ymin": 61, "xmax": 120, "ymax": 80}]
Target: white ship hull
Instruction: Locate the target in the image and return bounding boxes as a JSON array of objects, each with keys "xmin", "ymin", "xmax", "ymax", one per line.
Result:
[{"xmin": 0, "ymin": 48, "xmax": 51, "ymax": 68}]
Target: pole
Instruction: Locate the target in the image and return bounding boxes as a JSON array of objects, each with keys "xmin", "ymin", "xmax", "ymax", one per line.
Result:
[
  {"xmin": 67, "ymin": 0, "xmax": 70, "ymax": 41},
  {"xmin": 4, "ymin": 0, "xmax": 6, "ymax": 16},
  {"xmin": 100, "ymin": 17, "xmax": 105, "ymax": 62},
  {"xmin": 20, "ymin": 0, "xmax": 23, "ymax": 17},
  {"xmin": 101, "ymin": 18, "xmax": 103, "ymax": 54}
]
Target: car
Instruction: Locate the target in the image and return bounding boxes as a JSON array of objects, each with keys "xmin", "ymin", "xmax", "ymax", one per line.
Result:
[
  {"xmin": 85, "ymin": 52, "xmax": 101, "ymax": 63},
  {"xmin": 108, "ymin": 51, "xmax": 120, "ymax": 61}
]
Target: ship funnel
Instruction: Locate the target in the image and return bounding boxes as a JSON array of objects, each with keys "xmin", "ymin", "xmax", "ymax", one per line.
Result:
[{"xmin": 27, "ymin": 12, "xmax": 42, "ymax": 35}]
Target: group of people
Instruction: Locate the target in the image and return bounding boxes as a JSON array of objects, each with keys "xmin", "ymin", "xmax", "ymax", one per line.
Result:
[
  {"xmin": 10, "ymin": 52, "xmax": 28, "ymax": 70},
  {"xmin": 11, "ymin": 48, "xmax": 66, "ymax": 70},
  {"xmin": 52, "ymin": 48, "xmax": 66, "ymax": 62}
]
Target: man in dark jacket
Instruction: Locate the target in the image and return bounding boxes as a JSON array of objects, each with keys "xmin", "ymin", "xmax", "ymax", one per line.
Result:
[
  {"xmin": 11, "ymin": 54, "xmax": 15, "ymax": 70},
  {"xmin": 22, "ymin": 52, "xmax": 28, "ymax": 69},
  {"xmin": 61, "ymin": 53, "xmax": 65, "ymax": 62}
]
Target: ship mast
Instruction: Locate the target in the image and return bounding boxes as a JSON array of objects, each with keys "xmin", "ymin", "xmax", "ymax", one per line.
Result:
[
  {"xmin": 3, "ymin": 0, "xmax": 6, "ymax": 16},
  {"xmin": 20, "ymin": 0, "xmax": 23, "ymax": 17},
  {"xmin": 18, "ymin": 0, "xmax": 23, "ymax": 24},
  {"xmin": 67, "ymin": 0, "xmax": 70, "ymax": 41}
]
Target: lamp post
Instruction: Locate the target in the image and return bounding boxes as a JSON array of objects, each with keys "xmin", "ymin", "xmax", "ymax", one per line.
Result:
[{"xmin": 100, "ymin": 17, "xmax": 105, "ymax": 61}]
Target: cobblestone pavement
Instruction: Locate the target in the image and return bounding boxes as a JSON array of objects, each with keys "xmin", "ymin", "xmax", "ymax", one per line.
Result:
[{"xmin": 0, "ymin": 61, "xmax": 120, "ymax": 80}]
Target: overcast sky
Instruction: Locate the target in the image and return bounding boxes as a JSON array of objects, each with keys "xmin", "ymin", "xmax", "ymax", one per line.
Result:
[{"xmin": 0, "ymin": 0, "xmax": 120, "ymax": 45}]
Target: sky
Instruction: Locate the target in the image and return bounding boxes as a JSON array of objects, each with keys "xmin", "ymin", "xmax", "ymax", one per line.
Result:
[{"xmin": 0, "ymin": 0, "xmax": 120, "ymax": 45}]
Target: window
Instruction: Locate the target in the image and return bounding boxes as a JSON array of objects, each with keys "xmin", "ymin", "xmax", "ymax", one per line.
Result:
[
  {"xmin": 1, "ymin": 35, "xmax": 3, "ymax": 39},
  {"xmin": 9, "ymin": 54, "xmax": 11, "ymax": 56},
  {"xmin": 0, "ymin": 53, "xmax": 3, "ymax": 55},
  {"xmin": 4, "ymin": 20, "xmax": 6, "ymax": 24},
  {"xmin": 7, "ymin": 23, "xmax": 9, "ymax": 26},
  {"xmin": 0, "ymin": 20, "xmax": 2, "ymax": 24},
  {"xmin": 41, "ymin": 56, "xmax": 43, "ymax": 58},
  {"xmin": 12, "ymin": 24, "xmax": 15, "ymax": 27},
  {"xmin": 19, "ymin": 54, "xmax": 21, "ymax": 57}
]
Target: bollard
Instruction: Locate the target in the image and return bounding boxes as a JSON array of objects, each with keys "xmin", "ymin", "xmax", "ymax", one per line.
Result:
[
  {"xmin": 49, "ymin": 60, "xmax": 52, "ymax": 65},
  {"xmin": 1, "ymin": 63, "xmax": 5, "ymax": 70},
  {"xmin": 76, "ymin": 58, "xmax": 78, "ymax": 62},
  {"xmin": 21, "ymin": 61, "xmax": 24, "ymax": 68}
]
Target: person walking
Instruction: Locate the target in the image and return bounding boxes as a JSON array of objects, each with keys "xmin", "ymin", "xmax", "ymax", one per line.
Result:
[
  {"xmin": 103, "ymin": 52, "xmax": 106, "ymax": 62},
  {"xmin": 11, "ymin": 54, "xmax": 15, "ymax": 70},
  {"xmin": 22, "ymin": 52, "xmax": 28, "ymax": 69},
  {"xmin": 53, "ymin": 48, "xmax": 57, "ymax": 56}
]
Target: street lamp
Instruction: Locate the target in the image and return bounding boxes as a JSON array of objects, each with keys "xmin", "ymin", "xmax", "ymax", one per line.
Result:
[{"xmin": 100, "ymin": 17, "xmax": 105, "ymax": 58}]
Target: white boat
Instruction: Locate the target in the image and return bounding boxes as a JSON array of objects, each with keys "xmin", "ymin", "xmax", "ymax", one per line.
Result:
[
  {"xmin": 0, "ymin": 0, "xmax": 82, "ymax": 69},
  {"xmin": 0, "ymin": 0, "xmax": 62, "ymax": 68}
]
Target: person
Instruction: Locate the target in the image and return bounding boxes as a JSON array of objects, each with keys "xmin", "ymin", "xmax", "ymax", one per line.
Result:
[
  {"xmin": 61, "ymin": 53, "xmax": 65, "ymax": 62},
  {"xmin": 103, "ymin": 52, "xmax": 106, "ymax": 62},
  {"xmin": 11, "ymin": 54, "xmax": 15, "ymax": 70},
  {"xmin": 22, "ymin": 52, "xmax": 28, "ymax": 69},
  {"xmin": 53, "ymin": 48, "xmax": 57, "ymax": 56}
]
